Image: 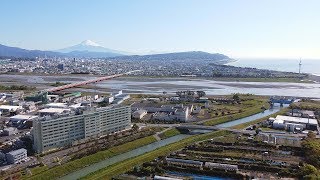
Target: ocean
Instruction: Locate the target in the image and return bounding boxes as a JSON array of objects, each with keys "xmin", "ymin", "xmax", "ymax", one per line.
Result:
[{"xmin": 227, "ymin": 59, "xmax": 320, "ymax": 76}]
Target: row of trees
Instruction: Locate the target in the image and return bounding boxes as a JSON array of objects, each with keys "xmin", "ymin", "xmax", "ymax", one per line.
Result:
[{"xmin": 0, "ymin": 85, "xmax": 36, "ymax": 91}]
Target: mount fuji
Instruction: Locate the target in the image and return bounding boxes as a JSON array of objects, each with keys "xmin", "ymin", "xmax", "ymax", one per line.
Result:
[{"xmin": 55, "ymin": 40, "xmax": 129, "ymax": 57}]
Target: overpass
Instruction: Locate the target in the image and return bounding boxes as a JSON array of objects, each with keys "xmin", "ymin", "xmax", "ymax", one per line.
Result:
[{"xmin": 46, "ymin": 70, "xmax": 140, "ymax": 92}]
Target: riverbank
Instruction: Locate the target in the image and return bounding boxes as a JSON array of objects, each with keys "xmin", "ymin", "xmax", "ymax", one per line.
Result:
[
  {"xmin": 25, "ymin": 135, "xmax": 157, "ymax": 180},
  {"xmin": 0, "ymin": 72, "xmax": 318, "ymax": 83},
  {"xmin": 1, "ymin": 74, "xmax": 319, "ymax": 98},
  {"xmin": 202, "ymin": 98, "xmax": 269, "ymax": 126},
  {"xmin": 81, "ymin": 130, "xmax": 230, "ymax": 180}
]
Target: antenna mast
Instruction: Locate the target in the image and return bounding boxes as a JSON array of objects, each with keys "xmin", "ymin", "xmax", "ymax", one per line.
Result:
[{"xmin": 299, "ymin": 58, "xmax": 302, "ymax": 74}]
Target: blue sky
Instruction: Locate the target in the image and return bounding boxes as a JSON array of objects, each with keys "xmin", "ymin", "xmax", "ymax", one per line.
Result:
[{"xmin": 1, "ymin": 0, "xmax": 320, "ymax": 58}]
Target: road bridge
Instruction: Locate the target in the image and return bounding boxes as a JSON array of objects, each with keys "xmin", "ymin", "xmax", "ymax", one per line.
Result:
[{"xmin": 46, "ymin": 70, "xmax": 140, "ymax": 92}]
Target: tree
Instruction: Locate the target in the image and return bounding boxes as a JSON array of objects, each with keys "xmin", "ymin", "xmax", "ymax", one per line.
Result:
[
  {"xmin": 196, "ymin": 91, "xmax": 206, "ymax": 98},
  {"xmin": 300, "ymin": 164, "xmax": 320, "ymax": 178},
  {"xmin": 232, "ymin": 93, "xmax": 240, "ymax": 101},
  {"xmin": 132, "ymin": 123, "xmax": 139, "ymax": 132}
]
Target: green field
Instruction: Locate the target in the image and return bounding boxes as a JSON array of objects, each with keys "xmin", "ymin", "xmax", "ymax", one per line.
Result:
[
  {"xmin": 203, "ymin": 99, "xmax": 269, "ymax": 126},
  {"xmin": 82, "ymin": 130, "xmax": 230, "ymax": 180},
  {"xmin": 26, "ymin": 135, "xmax": 157, "ymax": 180},
  {"xmin": 159, "ymin": 128, "xmax": 181, "ymax": 139}
]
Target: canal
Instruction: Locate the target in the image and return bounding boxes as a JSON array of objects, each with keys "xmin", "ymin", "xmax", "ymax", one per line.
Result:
[
  {"xmin": 60, "ymin": 134, "xmax": 190, "ymax": 180},
  {"xmin": 61, "ymin": 104, "xmax": 287, "ymax": 179},
  {"xmin": 216, "ymin": 104, "xmax": 288, "ymax": 128}
]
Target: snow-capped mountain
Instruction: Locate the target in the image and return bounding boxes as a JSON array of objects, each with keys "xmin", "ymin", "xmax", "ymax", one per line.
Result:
[{"xmin": 56, "ymin": 40, "xmax": 128, "ymax": 55}]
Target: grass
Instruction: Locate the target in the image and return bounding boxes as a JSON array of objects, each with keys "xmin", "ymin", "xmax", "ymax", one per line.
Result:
[
  {"xmin": 203, "ymin": 97, "xmax": 269, "ymax": 126},
  {"xmin": 26, "ymin": 166, "xmax": 49, "ymax": 177},
  {"xmin": 231, "ymin": 107, "xmax": 289, "ymax": 129},
  {"xmin": 159, "ymin": 128, "xmax": 181, "ymax": 139},
  {"xmin": 291, "ymin": 100, "xmax": 320, "ymax": 111},
  {"xmin": 82, "ymin": 130, "xmax": 230, "ymax": 180},
  {"xmin": 26, "ymin": 135, "xmax": 157, "ymax": 180},
  {"xmin": 203, "ymin": 100, "xmax": 269, "ymax": 126}
]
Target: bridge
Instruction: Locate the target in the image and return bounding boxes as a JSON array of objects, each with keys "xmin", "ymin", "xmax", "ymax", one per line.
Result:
[
  {"xmin": 269, "ymin": 96, "xmax": 295, "ymax": 105},
  {"xmin": 46, "ymin": 70, "xmax": 140, "ymax": 92}
]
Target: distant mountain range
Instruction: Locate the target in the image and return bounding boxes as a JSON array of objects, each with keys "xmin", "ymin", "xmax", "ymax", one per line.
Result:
[
  {"xmin": 107, "ymin": 51, "xmax": 231, "ymax": 64},
  {"xmin": 0, "ymin": 40, "xmax": 232, "ymax": 63}
]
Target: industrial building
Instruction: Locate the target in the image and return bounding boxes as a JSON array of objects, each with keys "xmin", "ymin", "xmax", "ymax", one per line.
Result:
[
  {"xmin": 9, "ymin": 114, "xmax": 38, "ymax": 129},
  {"xmin": 0, "ymin": 105, "xmax": 23, "ymax": 115},
  {"xmin": 270, "ymin": 115, "xmax": 318, "ymax": 132},
  {"xmin": 33, "ymin": 105, "xmax": 131, "ymax": 153},
  {"xmin": 5, "ymin": 148, "xmax": 27, "ymax": 164}
]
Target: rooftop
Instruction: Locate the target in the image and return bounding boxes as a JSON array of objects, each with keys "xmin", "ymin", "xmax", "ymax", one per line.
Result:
[
  {"xmin": 38, "ymin": 108, "xmax": 71, "ymax": 114},
  {"xmin": 275, "ymin": 115, "xmax": 318, "ymax": 126},
  {"xmin": 6, "ymin": 148, "xmax": 27, "ymax": 156},
  {"xmin": 0, "ymin": 105, "xmax": 22, "ymax": 111},
  {"xmin": 45, "ymin": 103, "xmax": 68, "ymax": 108},
  {"xmin": 10, "ymin": 114, "xmax": 38, "ymax": 120}
]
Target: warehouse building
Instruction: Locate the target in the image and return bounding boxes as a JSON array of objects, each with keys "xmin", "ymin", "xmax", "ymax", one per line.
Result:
[
  {"xmin": 9, "ymin": 114, "xmax": 38, "ymax": 127},
  {"xmin": 271, "ymin": 115, "xmax": 318, "ymax": 132},
  {"xmin": 33, "ymin": 105, "xmax": 131, "ymax": 153}
]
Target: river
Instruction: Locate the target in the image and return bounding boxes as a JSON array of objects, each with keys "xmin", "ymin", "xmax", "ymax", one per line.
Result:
[
  {"xmin": 216, "ymin": 104, "xmax": 287, "ymax": 128},
  {"xmin": 60, "ymin": 104, "xmax": 285, "ymax": 179},
  {"xmin": 1, "ymin": 74, "xmax": 320, "ymax": 98},
  {"xmin": 60, "ymin": 134, "xmax": 190, "ymax": 180}
]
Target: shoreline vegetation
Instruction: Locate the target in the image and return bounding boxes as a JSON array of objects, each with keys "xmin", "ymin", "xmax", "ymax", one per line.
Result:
[
  {"xmin": 82, "ymin": 130, "xmax": 230, "ymax": 180},
  {"xmin": 0, "ymin": 72, "xmax": 317, "ymax": 83},
  {"xmin": 25, "ymin": 135, "xmax": 157, "ymax": 180},
  {"xmin": 203, "ymin": 98, "xmax": 270, "ymax": 126}
]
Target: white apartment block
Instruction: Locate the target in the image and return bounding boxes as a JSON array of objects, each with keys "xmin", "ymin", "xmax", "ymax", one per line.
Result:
[
  {"xmin": 33, "ymin": 105, "xmax": 131, "ymax": 153},
  {"xmin": 6, "ymin": 148, "xmax": 28, "ymax": 164}
]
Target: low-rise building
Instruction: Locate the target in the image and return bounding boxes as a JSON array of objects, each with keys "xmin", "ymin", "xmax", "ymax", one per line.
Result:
[
  {"xmin": 9, "ymin": 114, "xmax": 38, "ymax": 127},
  {"xmin": 45, "ymin": 103, "xmax": 68, "ymax": 109},
  {"xmin": 6, "ymin": 148, "xmax": 27, "ymax": 164},
  {"xmin": 271, "ymin": 115, "xmax": 318, "ymax": 132},
  {"xmin": 132, "ymin": 109, "xmax": 148, "ymax": 119},
  {"xmin": 0, "ymin": 105, "xmax": 23, "ymax": 114},
  {"xmin": 3, "ymin": 127, "xmax": 18, "ymax": 136}
]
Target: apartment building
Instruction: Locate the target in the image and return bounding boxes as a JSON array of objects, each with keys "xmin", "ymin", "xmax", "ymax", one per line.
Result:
[
  {"xmin": 6, "ymin": 148, "xmax": 28, "ymax": 164},
  {"xmin": 33, "ymin": 105, "xmax": 131, "ymax": 153}
]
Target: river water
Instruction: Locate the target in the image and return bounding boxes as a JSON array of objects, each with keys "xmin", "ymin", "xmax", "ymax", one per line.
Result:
[
  {"xmin": 60, "ymin": 134, "xmax": 190, "ymax": 180},
  {"xmin": 97, "ymin": 79, "xmax": 320, "ymax": 98},
  {"xmin": 216, "ymin": 104, "xmax": 287, "ymax": 128},
  {"xmin": 1, "ymin": 74, "xmax": 320, "ymax": 98},
  {"xmin": 60, "ymin": 104, "xmax": 284, "ymax": 179}
]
